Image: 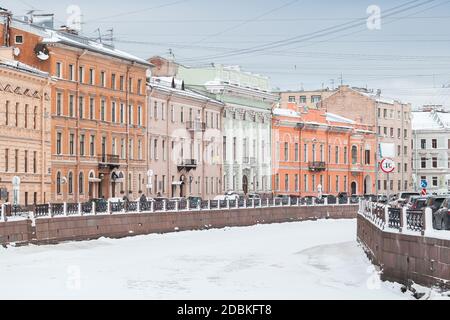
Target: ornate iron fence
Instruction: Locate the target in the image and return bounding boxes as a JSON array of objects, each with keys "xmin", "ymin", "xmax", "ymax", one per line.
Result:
[
  {"xmin": 34, "ymin": 204, "xmax": 49, "ymax": 217},
  {"xmin": 51, "ymin": 203, "xmax": 65, "ymax": 216},
  {"xmin": 81, "ymin": 202, "xmax": 92, "ymax": 215},
  {"xmin": 406, "ymin": 209, "xmax": 424, "ymax": 232},
  {"xmin": 388, "ymin": 207, "xmax": 401, "ymax": 230},
  {"xmin": 67, "ymin": 203, "xmax": 79, "ymax": 215}
]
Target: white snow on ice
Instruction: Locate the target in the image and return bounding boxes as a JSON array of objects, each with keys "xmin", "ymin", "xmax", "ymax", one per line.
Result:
[{"xmin": 0, "ymin": 219, "xmax": 448, "ymax": 300}]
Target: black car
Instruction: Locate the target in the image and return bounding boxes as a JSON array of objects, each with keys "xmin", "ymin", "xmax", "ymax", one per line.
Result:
[
  {"xmin": 425, "ymin": 196, "xmax": 447, "ymax": 214},
  {"xmin": 433, "ymin": 197, "xmax": 450, "ymax": 230}
]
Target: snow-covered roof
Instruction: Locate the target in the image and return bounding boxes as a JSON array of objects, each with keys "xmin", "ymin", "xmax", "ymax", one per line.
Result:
[
  {"xmin": 326, "ymin": 112, "xmax": 356, "ymax": 125},
  {"xmin": 11, "ymin": 19, "xmax": 151, "ymax": 67},
  {"xmin": 412, "ymin": 111, "xmax": 450, "ymax": 130},
  {"xmin": 0, "ymin": 59, "xmax": 49, "ymax": 78},
  {"xmin": 149, "ymin": 77, "xmax": 223, "ymax": 105},
  {"xmin": 272, "ymin": 108, "xmax": 300, "ymax": 117}
]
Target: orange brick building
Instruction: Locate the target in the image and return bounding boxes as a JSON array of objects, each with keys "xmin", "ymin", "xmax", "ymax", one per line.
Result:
[
  {"xmin": 272, "ymin": 103, "xmax": 376, "ymax": 197},
  {"xmin": 1, "ymin": 14, "xmax": 151, "ymax": 202}
]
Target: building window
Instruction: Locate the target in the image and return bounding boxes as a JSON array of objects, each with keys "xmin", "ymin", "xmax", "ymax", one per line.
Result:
[
  {"xmin": 432, "ymin": 157, "xmax": 438, "ymax": 168},
  {"xmin": 111, "ymin": 74, "xmax": 116, "ymax": 90},
  {"xmin": 288, "ymin": 96, "xmax": 296, "ymax": 102},
  {"xmin": 15, "ymin": 103, "xmax": 18, "ymax": 127},
  {"xmin": 24, "ymin": 150, "xmax": 28, "ymax": 173},
  {"xmin": 138, "ymin": 106, "xmax": 142, "ymax": 126},
  {"xmin": 56, "ymin": 92, "xmax": 62, "ymax": 116},
  {"xmin": 90, "ymin": 135, "xmax": 95, "ymax": 157},
  {"xmin": 33, "ymin": 151, "xmax": 36, "ymax": 173},
  {"xmin": 421, "ymin": 157, "xmax": 426, "ymax": 168},
  {"xmin": 284, "ymin": 142, "xmax": 289, "ymax": 161},
  {"xmin": 138, "ymin": 140, "xmax": 142, "ymax": 160},
  {"xmin": 79, "ymin": 66, "xmax": 84, "ymax": 84},
  {"xmin": 336, "ymin": 146, "xmax": 340, "ymax": 164},
  {"xmin": 80, "ymin": 134, "xmax": 85, "ymax": 156},
  {"xmin": 89, "ymin": 98, "xmax": 95, "ymax": 120},
  {"xmin": 69, "ymin": 133, "xmax": 75, "ymax": 156},
  {"xmin": 4, "ymin": 149, "xmax": 8, "ymax": 172},
  {"xmin": 128, "ymin": 105, "xmax": 133, "ymax": 125},
  {"xmin": 79, "ymin": 172, "xmax": 84, "ymax": 194},
  {"xmin": 294, "ymin": 143, "xmax": 299, "ymax": 162},
  {"xmin": 120, "ymin": 104, "xmax": 125, "ymax": 124},
  {"xmin": 137, "ymin": 79, "xmax": 142, "ymax": 95},
  {"xmin": 275, "ymin": 174, "xmax": 280, "ymax": 191},
  {"xmin": 299, "ymin": 96, "xmax": 307, "ymax": 103},
  {"xmin": 69, "ymin": 64, "xmax": 74, "ymax": 81},
  {"xmin": 294, "ymin": 174, "xmax": 299, "ymax": 192},
  {"xmin": 15, "ymin": 35, "xmax": 24, "ymax": 44},
  {"xmin": 311, "ymin": 95, "xmax": 321, "ymax": 104},
  {"xmin": 432, "ymin": 139, "xmax": 437, "ymax": 149},
  {"xmin": 304, "ymin": 175, "xmax": 308, "ymax": 192},
  {"xmin": 56, "ymin": 62, "xmax": 62, "ymax": 78},
  {"xmin": 79, "ymin": 96, "xmax": 84, "ymax": 119},
  {"xmin": 285, "ymin": 174, "xmax": 289, "ymax": 192},
  {"xmin": 14, "ymin": 149, "xmax": 18, "ymax": 173},
  {"xmin": 57, "ymin": 172, "xmax": 62, "ymax": 195},
  {"xmin": 111, "ymin": 102, "xmax": 116, "ymax": 123},
  {"xmin": 351, "ymin": 146, "xmax": 358, "ymax": 164},
  {"xmin": 56, "ymin": 132, "xmax": 62, "ymax": 155},
  {"xmin": 365, "ymin": 150, "xmax": 371, "ymax": 165},
  {"xmin": 68, "ymin": 172, "xmax": 73, "ymax": 195},
  {"xmin": 69, "ymin": 95, "xmax": 75, "ymax": 117},
  {"xmin": 120, "ymin": 76, "xmax": 124, "ymax": 91},
  {"xmin": 5, "ymin": 101, "xmax": 9, "ymax": 125},
  {"xmin": 129, "ymin": 139, "xmax": 134, "ymax": 160},
  {"xmin": 432, "ymin": 177, "xmax": 438, "ymax": 187},
  {"xmin": 421, "ymin": 139, "xmax": 426, "ymax": 149},
  {"xmin": 89, "ymin": 68, "xmax": 95, "ymax": 85},
  {"xmin": 101, "ymin": 99, "xmax": 106, "ymax": 121},
  {"xmin": 121, "ymin": 139, "xmax": 125, "ymax": 159},
  {"xmin": 101, "ymin": 71, "xmax": 106, "ymax": 87}
]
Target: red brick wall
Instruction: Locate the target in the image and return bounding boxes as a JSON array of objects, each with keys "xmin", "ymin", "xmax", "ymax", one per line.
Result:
[
  {"xmin": 1, "ymin": 205, "xmax": 357, "ymax": 246},
  {"xmin": 357, "ymin": 215, "xmax": 450, "ymax": 289}
]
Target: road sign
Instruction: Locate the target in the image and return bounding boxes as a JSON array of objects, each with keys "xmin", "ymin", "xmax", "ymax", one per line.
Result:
[
  {"xmin": 421, "ymin": 180, "xmax": 428, "ymax": 189},
  {"xmin": 421, "ymin": 189, "xmax": 427, "ymax": 196},
  {"xmin": 380, "ymin": 158, "xmax": 396, "ymax": 174}
]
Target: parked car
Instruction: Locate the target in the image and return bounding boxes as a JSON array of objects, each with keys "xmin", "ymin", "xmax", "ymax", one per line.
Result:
[
  {"xmin": 408, "ymin": 197, "xmax": 428, "ymax": 210},
  {"xmin": 187, "ymin": 196, "xmax": 202, "ymax": 207},
  {"xmin": 377, "ymin": 195, "xmax": 389, "ymax": 204},
  {"xmin": 247, "ymin": 193, "xmax": 261, "ymax": 200},
  {"xmin": 108, "ymin": 197, "xmax": 123, "ymax": 203},
  {"xmin": 433, "ymin": 197, "xmax": 450, "ymax": 230},
  {"xmin": 389, "ymin": 192, "xmax": 420, "ymax": 208},
  {"xmin": 425, "ymin": 196, "xmax": 447, "ymax": 215}
]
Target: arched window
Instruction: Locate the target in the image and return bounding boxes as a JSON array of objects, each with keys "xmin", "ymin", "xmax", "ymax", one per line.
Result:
[
  {"xmin": 352, "ymin": 146, "xmax": 358, "ymax": 164},
  {"xmin": 56, "ymin": 172, "xmax": 61, "ymax": 194},
  {"xmin": 79, "ymin": 172, "xmax": 84, "ymax": 195},
  {"xmin": 68, "ymin": 172, "xmax": 73, "ymax": 195}
]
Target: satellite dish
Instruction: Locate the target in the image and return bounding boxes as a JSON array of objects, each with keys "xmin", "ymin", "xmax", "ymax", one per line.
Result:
[
  {"xmin": 13, "ymin": 47, "xmax": 21, "ymax": 57},
  {"xmin": 34, "ymin": 43, "xmax": 49, "ymax": 61}
]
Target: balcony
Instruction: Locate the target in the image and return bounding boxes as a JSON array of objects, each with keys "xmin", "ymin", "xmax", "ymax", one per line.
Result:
[
  {"xmin": 308, "ymin": 161, "xmax": 326, "ymax": 172},
  {"xmin": 98, "ymin": 154, "xmax": 120, "ymax": 170},
  {"xmin": 186, "ymin": 121, "xmax": 206, "ymax": 132},
  {"xmin": 178, "ymin": 159, "xmax": 198, "ymax": 172}
]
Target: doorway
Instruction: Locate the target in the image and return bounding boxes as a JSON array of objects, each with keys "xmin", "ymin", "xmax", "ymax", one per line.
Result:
[
  {"xmin": 243, "ymin": 175, "xmax": 249, "ymax": 195},
  {"xmin": 351, "ymin": 182, "xmax": 357, "ymax": 195}
]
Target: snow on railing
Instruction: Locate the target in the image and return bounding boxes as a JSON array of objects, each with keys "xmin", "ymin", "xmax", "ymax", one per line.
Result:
[
  {"xmin": 358, "ymin": 200, "xmax": 445, "ymax": 237},
  {"xmin": 0, "ymin": 197, "xmax": 356, "ymax": 222}
]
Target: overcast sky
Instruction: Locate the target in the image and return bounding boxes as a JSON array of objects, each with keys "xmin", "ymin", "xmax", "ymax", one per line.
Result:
[{"xmin": 3, "ymin": 0, "xmax": 450, "ymax": 108}]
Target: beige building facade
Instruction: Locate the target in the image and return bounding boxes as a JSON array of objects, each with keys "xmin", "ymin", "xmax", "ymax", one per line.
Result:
[
  {"xmin": 0, "ymin": 49, "xmax": 52, "ymax": 205},
  {"xmin": 147, "ymin": 76, "xmax": 224, "ymax": 200},
  {"xmin": 278, "ymin": 89, "xmax": 336, "ymax": 110},
  {"xmin": 320, "ymin": 85, "xmax": 413, "ymax": 194}
]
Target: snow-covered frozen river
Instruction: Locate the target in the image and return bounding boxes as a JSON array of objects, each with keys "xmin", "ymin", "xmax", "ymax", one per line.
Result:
[{"xmin": 0, "ymin": 219, "xmax": 447, "ymax": 300}]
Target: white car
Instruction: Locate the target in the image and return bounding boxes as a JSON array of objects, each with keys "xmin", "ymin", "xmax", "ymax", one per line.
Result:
[{"xmin": 108, "ymin": 197, "xmax": 123, "ymax": 203}]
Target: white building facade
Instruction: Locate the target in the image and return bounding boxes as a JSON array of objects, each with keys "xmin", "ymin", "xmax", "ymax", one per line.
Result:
[
  {"xmin": 412, "ymin": 111, "xmax": 450, "ymax": 194},
  {"xmin": 177, "ymin": 65, "xmax": 277, "ymax": 196}
]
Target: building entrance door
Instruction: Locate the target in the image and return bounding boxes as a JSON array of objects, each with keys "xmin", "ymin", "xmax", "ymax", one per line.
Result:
[{"xmin": 243, "ymin": 175, "xmax": 249, "ymax": 195}]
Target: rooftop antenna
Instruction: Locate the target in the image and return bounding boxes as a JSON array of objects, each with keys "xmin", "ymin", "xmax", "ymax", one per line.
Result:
[
  {"xmin": 338, "ymin": 73, "xmax": 343, "ymax": 86},
  {"xmin": 103, "ymin": 28, "xmax": 114, "ymax": 46}
]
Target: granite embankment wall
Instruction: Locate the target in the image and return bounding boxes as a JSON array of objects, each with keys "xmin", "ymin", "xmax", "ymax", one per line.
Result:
[{"xmin": 1, "ymin": 205, "xmax": 357, "ymax": 246}]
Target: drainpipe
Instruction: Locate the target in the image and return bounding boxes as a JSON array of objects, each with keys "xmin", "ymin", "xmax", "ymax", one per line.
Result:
[
  {"xmin": 75, "ymin": 49, "xmax": 87, "ymax": 203},
  {"xmin": 41, "ymin": 78, "xmax": 51, "ymax": 203}
]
